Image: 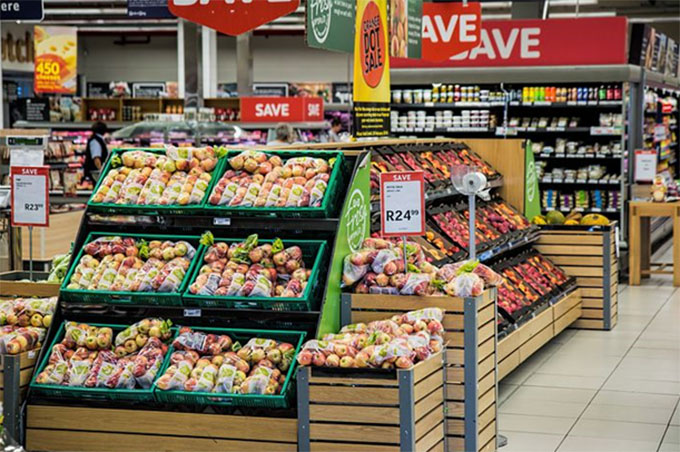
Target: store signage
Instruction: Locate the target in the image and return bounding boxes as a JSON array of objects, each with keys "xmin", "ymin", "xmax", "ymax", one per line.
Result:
[
  {"xmin": 353, "ymin": 0, "xmax": 390, "ymax": 138},
  {"xmin": 168, "ymin": 0, "xmax": 299, "ymax": 36},
  {"xmin": 10, "ymin": 166, "xmax": 49, "ymax": 227},
  {"xmin": 2, "ymin": 26, "xmax": 34, "ymax": 72},
  {"xmin": 253, "ymin": 83, "xmax": 289, "ymax": 97},
  {"xmin": 421, "ymin": 1, "xmax": 481, "ymax": 61},
  {"xmin": 389, "ymin": 0, "xmax": 422, "ymax": 59},
  {"xmin": 630, "ymin": 24, "xmax": 680, "ymax": 77},
  {"xmin": 662, "ymin": 102, "xmax": 673, "ymax": 114},
  {"xmin": 23, "ymin": 98, "xmax": 49, "ymax": 121},
  {"xmin": 128, "ymin": 0, "xmax": 173, "ymax": 19},
  {"xmin": 634, "ymin": 149, "xmax": 658, "ymax": 183},
  {"xmin": 306, "ymin": 0, "xmax": 355, "ymax": 53},
  {"xmin": 240, "ymin": 97, "xmax": 324, "ymax": 122},
  {"xmin": 0, "ymin": 0, "xmax": 43, "ymax": 21},
  {"xmin": 380, "ymin": 171, "xmax": 425, "ymax": 237},
  {"xmin": 653, "ymin": 125, "xmax": 667, "ymax": 142},
  {"xmin": 34, "ymin": 26, "xmax": 77, "ymax": 94},
  {"xmin": 332, "ymin": 82, "xmax": 351, "ymax": 104},
  {"xmin": 132, "ymin": 82, "xmax": 166, "ymax": 98},
  {"xmin": 393, "ymin": 17, "xmax": 628, "ymax": 68}
]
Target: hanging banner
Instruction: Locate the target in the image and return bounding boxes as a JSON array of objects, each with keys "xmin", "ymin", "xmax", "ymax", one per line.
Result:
[
  {"xmin": 421, "ymin": 1, "xmax": 481, "ymax": 61},
  {"xmin": 33, "ymin": 26, "xmax": 77, "ymax": 94},
  {"xmin": 353, "ymin": 0, "xmax": 391, "ymax": 138},
  {"xmin": 389, "ymin": 0, "xmax": 422, "ymax": 59},
  {"xmin": 169, "ymin": 0, "xmax": 299, "ymax": 37},
  {"xmin": 393, "ymin": 17, "xmax": 628, "ymax": 68},
  {"xmin": 306, "ymin": 0, "xmax": 355, "ymax": 53}
]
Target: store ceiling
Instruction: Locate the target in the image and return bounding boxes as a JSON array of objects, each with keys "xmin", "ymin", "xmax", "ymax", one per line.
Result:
[{"xmin": 39, "ymin": 0, "xmax": 680, "ymax": 35}]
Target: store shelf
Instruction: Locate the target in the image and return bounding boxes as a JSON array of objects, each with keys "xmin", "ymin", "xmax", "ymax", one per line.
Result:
[
  {"xmin": 477, "ymin": 229, "xmax": 541, "ymax": 263},
  {"xmin": 539, "ymin": 177, "xmax": 621, "ymax": 185},
  {"xmin": 393, "ymin": 126, "xmax": 494, "ymax": 134},
  {"xmin": 542, "ymin": 206, "xmax": 620, "ymax": 214},
  {"xmin": 13, "ymin": 121, "xmax": 130, "ymax": 130},
  {"xmin": 536, "ymin": 153, "xmax": 622, "ymax": 160},
  {"xmin": 508, "ymin": 100, "xmax": 622, "ymax": 107},
  {"xmin": 391, "ymin": 101, "xmax": 505, "ymax": 109}
]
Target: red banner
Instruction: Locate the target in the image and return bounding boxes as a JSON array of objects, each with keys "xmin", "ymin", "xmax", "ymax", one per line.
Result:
[
  {"xmin": 168, "ymin": 0, "xmax": 299, "ymax": 37},
  {"xmin": 422, "ymin": 2, "xmax": 481, "ymax": 62},
  {"xmin": 394, "ymin": 17, "xmax": 628, "ymax": 68},
  {"xmin": 240, "ymin": 97, "xmax": 324, "ymax": 122}
]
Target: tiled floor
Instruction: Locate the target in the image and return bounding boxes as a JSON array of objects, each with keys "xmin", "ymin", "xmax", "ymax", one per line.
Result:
[{"xmin": 499, "ymin": 247, "xmax": 680, "ymax": 452}]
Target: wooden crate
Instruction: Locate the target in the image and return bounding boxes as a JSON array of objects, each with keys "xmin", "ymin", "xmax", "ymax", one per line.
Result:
[
  {"xmin": 497, "ymin": 289, "xmax": 582, "ymax": 381},
  {"xmin": 297, "ymin": 352, "xmax": 445, "ymax": 452},
  {"xmin": 0, "ymin": 271, "xmax": 60, "ymax": 297},
  {"xmin": 536, "ymin": 224, "xmax": 618, "ymax": 330},
  {"xmin": 25, "ymin": 405, "xmax": 297, "ymax": 451},
  {"xmin": 1, "ymin": 348, "xmax": 40, "ymax": 401},
  {"xmin": 340, "ymin": 289, "xmax": 497, "ymax": 452}
]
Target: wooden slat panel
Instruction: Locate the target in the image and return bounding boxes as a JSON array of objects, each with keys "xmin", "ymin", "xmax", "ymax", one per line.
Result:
[
  {"xmin": 310, "ymin": 424, "xmax": 399, "ymax": 443},
  {"xmin": 448, "ymin": 437, "xmax": 464, "ymax": 451},
  {"xmin": 581, "ymin": 308, "xmax": 606, "ymax": 319},
  {"xmin": 519, "ymin": 324, "xmax": 553, "ymax": 362},
  {"xmin": 443, "ymin": 314, "xmax": 463, "ymax": 330},
  {"xmin": 571, "ymin": 318, "xmax": 605, "ymax": 329},
  {"xmin": 310, "ymin": 386, "xmax": 398, "ymax": 405},
  {"xmin": 478, "ymin": 304, "xmax": 495, "ymax": 327},
  {"xmin": 498, "ymin": 349, "xmax": 520, "ymax": 380},
  {"xmin": 478, "ymin": 403, "xmax": 496, "ymax": 433},
  {"xmin": 553, "ymin": 290, "xmax": 581, "ymax": 318},
  {"xmin": 561, "ymin": 266, "xmax": 603, "ymax": 277},
  {"xmin": 446, "ymin": 382, "xmax": 464, "ymax": 402},
  {"xmin": 478, "ymin": 354, "xmax": 494, "ymax": 378},
  {"xmin": 414, "ymin": 371, "xmax": 444, "ymax": 401},
  {"xmin": 351, "ymin": 311, "xmax": 402, "ymax": 324},
  {"xmin": 0, "ymin": 348, "xmax": 40, "ymax": 370},
  {"xmin": 0, "ymin": 367, "xmax": 35, "ymax": 389},
  {"xmin": 544, "ymin": 255, "xmax": 603, "ymax": 266},
  {"xmin": 478, "ymin": 387, "xmax": 495, "ymax": 414},
  {"xmin": 478, "ymin": 336, "xmax": 495, "ymax": 363},
  {"xmin": 479, "ymin": 437, "xmax": 496, "ymax": 452},
  {"xmin": 310, "ymin": 405, "xmax": 399, "ymax": 425},
  {"xmin": 555, "ymin": 305, "xmax": 582, "ymax": 335},
  {"xmin": 414, "ymin": 385, "xmax": 444, "ymax": 420},
  {"xmin": 478, "ymin": 320, "xmax": 495, "ymax": 343},
  {"xmin": 518, "ymin": 308, "xmax": 553, "ymax": 343},
  {"xmin": 538, "ymin": 234, "xmax": 603, "ymax": 245},
  {"xmin": 478, "ymin": 421, "xmax": 496, "ymax": 449},
  {"xmin": 497, "ymin": 331, "xmax": 520, "ymax": 361},
  {"xmin": 415, "ymin": 423, "xmax": 444, "ymax": 452},
  {"xmin": 479, "ymin": 369, "xmax": 495, "ymax": 396},
  {"xmin": 446, "ymin": 348, "xmax": 463, "ymax": 366},
  {"xmin": 446, "ymin": 417, "xmax": 464, "ymax": 435},
  {"xmin": 446, "ymin": 366, "xmax": 464, "ymax": 383},
  {"xmin": 415, "ymin": 406, "xmax": 444, "ymax": 441},
  {"xmin": 534, "ymin": 244, "xmax": 603, "ymax": 255},
  {"xmin": 311, "ymin": 442, "xmax": 398, "ymax": 452},
  {"xmin": 427, "ymin": 439, "xmax": 445, "ymax": 452},
  {"xmin": 309, "ymin": 376, "xmax": 397, "ymax": 386},
  {"xmin": 26, "ymin": 430, "xmax": 296, "ymax": 452},
  {"xmin": 582, "ymin": 297, "xmax": 604, "ymax": 309},
  {"xmin": 446, "ymin": 400, "xmax": 464, "ymax": 418},
  {"xmin": 581, "ymin": 288, "xmax": 604, "ymax": 298},
  {"xmin": 350, "ymin": 294, "xmax": 464, "ymax": 312},
  {"xmin": 577, "ymin": 277, "xmax": 604, "ymax": 287},
  {"xmin": 413, "ymin": 352, "xmax": 443, "ymax": 383},
  {"xmin": 27, "ymin": 406, "xmax": 297, "ymax": 442},
  {"xmin": 444, "ymin": 331, "xmax": 464, "ymax": 346},
  {"xmin": 539, "ymin": 230, "xmax": 603, "ymax": 236}
]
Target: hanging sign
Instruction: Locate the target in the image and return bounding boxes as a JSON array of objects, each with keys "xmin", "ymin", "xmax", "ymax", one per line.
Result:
[
  {"xmin": 353, "ymin": 0, "xmax": 391, "ymax": 138},
  {"xmin": 380, "ymin": 171, "xmax": 425, "ymax": 237},
  {"xmin": 306, "ymin": 0, "xmax": 355, "ymax": 53},
  {"xmin": 421, "ymin": 1, "xmax": 481, "ymax": 61},
  {"xmin": 0, "ymin": 0, "xmax": 43, "ymax": 21},
  {"xmin": 128, "ymin": 0, "xmax": 173, "ymax": 18},
  {"xmin": 240, "ymin": 97, "xmax": 324, "ymax": 122},
  {"xmin": 10, "ymin": 166, "xmax": 49, "ymax": 227},
  {"xmin": 33, "ymin": 26, "xmax": 77, "ymax": 94},
  {"xmin": 634, "ymin": 149, "xmax": 658, "ymax": 182},
  {"xmin": 168, "ymin": 0, "xmax": 299, "ymax": 36},
  {"xmin": 389, "ymin": 0, "xmax": 422, "ymax": 59},
  {"xmin": 393, "ymin": 17, "xmax": 628, "ymax": 68}
]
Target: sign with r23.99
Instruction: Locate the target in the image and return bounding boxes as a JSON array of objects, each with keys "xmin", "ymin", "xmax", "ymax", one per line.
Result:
[{"xmin": 11, "ymin": 166, "xmax": 49, "ymax": 227}]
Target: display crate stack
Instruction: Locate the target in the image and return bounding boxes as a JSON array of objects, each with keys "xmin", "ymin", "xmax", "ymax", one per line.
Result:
[{"xmin": 536, "ymin": 224, "xmax": 618, "ymax": 330}]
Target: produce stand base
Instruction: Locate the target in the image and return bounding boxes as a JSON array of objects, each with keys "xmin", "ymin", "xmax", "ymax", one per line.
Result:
[
  {"xmin": 25, "ymin": 405, "xmax": 297, "ymax": 452},
  {"xmin": 536, "ymin": 224, "xmax": 618, "ymax": 330},
  {"xmin": 0, "ymin": 272, "xmax": 60, "ymax": 298},
  {"xmin": 498, "ymin": 289, "xmax": 582, "ymax": 381},
  {"xmin": 1, "ymin": 348, "xmax": 40, "ymax": 401}
]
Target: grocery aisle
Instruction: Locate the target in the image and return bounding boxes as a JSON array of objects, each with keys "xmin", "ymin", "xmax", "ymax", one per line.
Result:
[{"xmin": 498, "ymin": 248, "xmax": 680, "ymax": 452}]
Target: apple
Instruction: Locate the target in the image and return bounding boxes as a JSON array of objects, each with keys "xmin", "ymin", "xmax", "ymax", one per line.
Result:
[
  {"xmin": 212, "ymin": 355, "xmax": 224, "ymax": 367},
  {"xmin": 124, "ymin": 339, "xmax": 138, "ymax": 354},
  {"xmin": 250, "ymin": 348, "xmax": 265, "ymax": 363},
  {"xmin": 297, "ymin": 351, "xmax": 312, "ymax": 366},
  {"xmin": 414, "ymin": 320, "xmax": 428, "ymax": 332},
  {"xmin": 17, "ymin": 314, "xmax": 30, "ymax": 327},
  {"xmin": 266, "ymin": 348, "xmax": 282, "ymax": 364},
  {"xmin": 6, "ymin": 340, "xmax": 21, "ymax": 354},
  {"xmin": 85, "ymin": 336, "xmax": 98, "ymax": 350},
  {"xmin": 148, "ymin": 326, "xmax": 161, "ymax": 338},
  {"xmin": 333, "ymin": 343, "xmax": 348, "ymax": 357},
  {"xmin": 395, "ymin": 356, "xmax": 414, "ymax": 369},
  {"xmin": 312, "ymin": 353, "xmax": 326, "ymax": 367},
  {"xmin": 325, "ymin": 354, "xmax": 340, "ymax": 367},
  {"xmin": 30, "ymin": 314, "xmax": 43, "ymax": 328},
  {"xmin": 96, "ymin": 334, "xmax": 111, "ymax": 349},
  {"xmin": 135, "ymin": 334, "xmax": 148, "ymax": 348},
  {"xmin": 339, "ymin": 356, "xmax": 355, "ymax": 368},
  {"xmin": 42, "ymin": 314, "xmax": 52, "ymax": 328}
]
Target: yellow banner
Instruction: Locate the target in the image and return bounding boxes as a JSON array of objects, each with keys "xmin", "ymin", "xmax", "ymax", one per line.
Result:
[
  {"xmin": 353, "ymin": 0, "xmax": 390, "ymax": 103},
  {"xmin": 34, "ymin": 26, "xmax": 77, "ymax": 94}
]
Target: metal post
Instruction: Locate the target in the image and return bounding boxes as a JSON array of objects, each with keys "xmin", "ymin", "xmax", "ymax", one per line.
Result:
[
  {"xmin": 398, "ymin": 370, "xmax": 415, "ymax": 451},
  {"xmin": 402, "ymin": 235, "xmax": 408, "ymax": 272},
  {"xmin": 201, "ymin": 27, "xmax": 218, "ymax": 99},
  {"xmin": 463, "ymin": 297, "xmax": 479, "ymax": 452},
  {"xmin": 297, "ymin": 367, "xmax": 311, "ymax": 451},
  {"xmin": 237, "ymin": 32, "xmax": 254, "ymax": 96},
  {"xmin": 469, "ymin": 194, "xmax": 476, "ymax": 260},
  {"xmin": 340, "ymin": 293, "xmax": 352, "ymax": 327},
  {"xmin": 29, "ymin": 225, "xmax": 34, "ymax": 280},
  {"xmin": 3, "ymin": 355, "xmax": 21, "ymax": 442},
  {"xmin": 181, "ymin": 20, "xmax": 203, "ymax": 109}
]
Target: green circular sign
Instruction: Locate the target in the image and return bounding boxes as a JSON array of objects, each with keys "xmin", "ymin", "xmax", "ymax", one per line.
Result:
[{"xmin": 344, "ymin": 188, "xmax": 369, "ymax": 252}]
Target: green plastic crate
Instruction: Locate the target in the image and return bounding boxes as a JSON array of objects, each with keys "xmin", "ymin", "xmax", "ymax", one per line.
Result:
[
  {"xmin": 202, "ymin": 150, "xmax": 344, "ymax": 218},
  {"xmin": 182, "ymin": 238, "xmax": 327, "ymax": 311},
  {"xmin": 30, "ymin": 321, "xmax": 176, "ymax": 403},
  {"xmin": 153, "ymin": 327, "xmax": 305, "ymax": 409},
  {"xmin": 60, "ymin": 232, "xmax": 202, "ymax": 306},
  {"xmin": 87, "ymin": 147, "xmax": 225, "ymax": 215}
]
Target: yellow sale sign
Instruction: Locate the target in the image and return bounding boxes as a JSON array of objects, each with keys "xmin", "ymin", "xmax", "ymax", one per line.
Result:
[{"xmin": 34, "ymin": 26, "xmax": 77, "ymax": 94}]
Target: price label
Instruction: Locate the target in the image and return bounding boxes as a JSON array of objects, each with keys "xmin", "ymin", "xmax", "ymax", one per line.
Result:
[
  {"xmin": 654, "ymin": 125, "xmax": 667, "ymax": 142},
  {"xmin": 634, "ymin": 149, "xmax": 658, "ymax": 182},
  {"xmin": 380, "ymin": 171, "xmax": 425, "ymax": 237},
  {"xmin": 10, "ymin": 166, "xmax": 49, "ymax": 227}
]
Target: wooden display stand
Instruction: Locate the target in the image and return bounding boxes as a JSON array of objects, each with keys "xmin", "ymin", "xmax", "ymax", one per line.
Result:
[
  {"xmin": 297, "ymin": 352, "xmax": 445, "ymax": 452},
  {"xmin": 339, "ymin": 289, "xmax": 497, "ymax": 452},
  {"xmin": 26, "ymin": 406, "xmax": 297, "ymax": 451},
  {"xmin": 536, "ymin": 224, "xmax": 618, "ymax": 330},
  {"xmin": 0, "ymin": 271, "xmax": 60, "ymax": 297},
  {"xmin": 498, "ymin": 289, "xmax": 581, "ymax": 380}
]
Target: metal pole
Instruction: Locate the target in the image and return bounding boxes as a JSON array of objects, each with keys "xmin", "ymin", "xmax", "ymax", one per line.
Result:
[
  {"xmin": 469, "ymin": 194, "xmax": 476, "ymax": 260},
  {"xmin": 402, "ymin": 235, "xmax": 408, "ymax": 272},
  {"xmin": 29, "ymin": 225, "xmax": 34, "ymax": 280},
  {"xmin": 3, "ymin": 355, "xmax": 21, "ymax": 442}
]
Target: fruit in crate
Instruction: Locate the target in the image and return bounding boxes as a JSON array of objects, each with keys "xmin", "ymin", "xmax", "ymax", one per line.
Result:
[
  {"xmin": 0, "ymin": 297, "xmax": 57, "ymax": 328},
  {"xmin": 580, "ymin": 213, "xmax": 609, "ymax": 226},
  {"xmin": 155, "ymin": 328, "xmax": 296, "ymax": 396},
  {"xmin": 188, "ymin": 234, "xmax": 312, "ymax": 298},
  {"xmin": 208, "ymin": 150, "xmax": 333, "ymax": 208},
  {"xmin": 91, "ymin": 145, "xmax": 219, "ymax": 206},
  {"xmin": 0, "ymin": 326, "xmax": 45, "ymax": 354},
  {"xmin": 65, "ymin": 236, "xmax": 196, "ymax": 293},
  {"xmin": 34, "ymin": 319, "xmax": 171, "ymax": 389},
  {"xmin": 545, "ymin": 210, "xmax": 566, "ymax": 225},
  {"xmin": 297, "ymin": 308, "xmax": 445, "ymax": 369}
]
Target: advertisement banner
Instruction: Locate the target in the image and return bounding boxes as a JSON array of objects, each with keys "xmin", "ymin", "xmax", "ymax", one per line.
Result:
[
  {"xmin": 306, "ymin": 0, "xmax": 355, "ymax": 53},
  {"xmin": 33, "ymin": 26, "xmax": 77, "ymax": 94},
  {"xmin": 524, "ymin": 141, "xmax": 540, "ymax": 220},
  {"xmin": 240, "ymin": 97, "xmax": 324, "ymax": 122},
  {"xmin": 389, "ymin": 0, "xmax": 422, "ymax": 59},
  {"xmin": 421, "ymin": 1, "xmax": 481, "ymax": 61},
  {"xmin": 393, "ymin": 17, "xmax": 628, "ymax": 68},
  {"xmin": 353, "ymin": 0, "xmax": 391, "ymax": 138}
]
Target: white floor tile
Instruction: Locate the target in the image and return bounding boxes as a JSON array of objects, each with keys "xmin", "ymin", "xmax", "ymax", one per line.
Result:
[
  {"xmin": 627, "ymin": 347, "xmax": 680, "ymax": 360},
  {"xmin": 603, "ymin": 374, "xmax": 680, "ymax": 395},
  {"xmin": 498, "ymin": 413, "xmax": 574, "ymax": 435},
  {"xmin": 523, "ymin": 373, "xmax": 606, "ymax": 390},
  {"xmin": 499, "ymin": 431, "xmax": 564, "ymax": 452},
  {"xmin": 581, "ymin": 403, "xmax": 674, "ymax": 424},
  {"xmin": 509, "ymin": 386, "xmax": 596, "ymax": 404},
  {"xmin": 499, "ymin": 397, "xmax": 586, "ymax": 418},
  {"xmin": 663, "ymin": 426, "xmax": 680, "ymax": 444},
  {"xmin": 590, "ymin": 390, "xmax": 679, "ymax": 409},
  {"xmin": 672, "ymin": 406, "xmax": 680, "ymax": 426},
  {"xmin": 570, "ymin": 418, "xmax": 667, "ymax": 443},
  {"xmin": 557, "ymin": 435, "xmax": 659, "ymax": 452},
  {"xmin": 612, "ymin": 356, "xmax": 680, "ymax": 382},
  {"xmin": 658, "ymin": 441, "xmax": 680, "ymax": 452},
  {"xmin": 536, "ymin": 354, "xmax": 620, "ymax": 377},
  {"xmin": 499, "ymin": 383, "xmax": 519, "ymax": 405}
]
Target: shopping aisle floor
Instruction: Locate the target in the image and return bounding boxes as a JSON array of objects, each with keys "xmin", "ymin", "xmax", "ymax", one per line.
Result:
[{"xmin": 498, "ymin": 249, "xmax": 680, "ymax": 452}]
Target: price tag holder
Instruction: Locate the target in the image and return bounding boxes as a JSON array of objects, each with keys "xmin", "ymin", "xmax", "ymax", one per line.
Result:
[
  {"xmin": 184, "ymin": 308, "xmax": 202, "ymax": 317},
  {"xmin": 634, "ymin": 149, "xmax": 658, "ymax": 182},
  {"xmin": 10, "ymin": 166, "xmax": 49, "ymax": 227},
  {"xmin": 380, "ymin": 171, "xmax": 425, "ymax": 237}
]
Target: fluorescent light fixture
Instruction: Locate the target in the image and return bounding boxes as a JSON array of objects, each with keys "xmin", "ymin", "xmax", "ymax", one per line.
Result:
[
  {"xmin": 629, "ymin": 17, "xmax": 680, "ymax": 23},
  {"xmin": 550, "ymin": 0, "xmax": 598, "ymax": 5},
  {"xmin": 482, "ymin": 13, "xmax": 512, "ymax": 19},
  {"xmin": 480, "ymin": 2, "xmax": 512, "ymax": 9},
  {"xmin": 550, "ymin": 11, "xmax": 616, "ymax": 17},
  {"xmin": 45, "ymin": 7, "xmax": 126, "ymax": 15}
]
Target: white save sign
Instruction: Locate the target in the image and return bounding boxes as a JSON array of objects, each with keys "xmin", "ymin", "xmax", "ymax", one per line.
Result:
[
  {"xmin": 380, "ymin": 171, "xmax": 425, "ymax": 237},
  {"xmin": 11, "ymin": 166, "xmax": 50, "ymax": 227},
  {"xmin": 634, "ymin": 149, "xmax": 658, "ymax": 183}
]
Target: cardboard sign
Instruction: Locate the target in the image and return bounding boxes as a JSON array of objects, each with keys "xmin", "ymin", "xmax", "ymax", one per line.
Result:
[
  {"xmin": 353, "ymin": 0, "xmax": 391, "ymax": 138},
  {"xmin": 634, "ymin": 149, "xmax": 658, "ymax": 182},
  {"xmin": 380, "ymin": 171, "xmax": 425, "ymax": 237},
  {"xmin": 10, "ymin": 166, "xmax": 49, "ymax": 227},
  {"xmin": 393, "ymin": 17, "xmax": 628, "ymax": 68},
  {"xmin": 34, "ymin": 26, "xmax": 77, "ymax": 94},
  {"xmin": 421, "ymin": 1, "xmax": 481, "ymax": 62},
  {"xmin": 240, "ymin": 97, "xmax": 324, "ymax": 122},
  {"xmin": 168, "ymin": 0, "xmax": 299, "ymax": 37}
]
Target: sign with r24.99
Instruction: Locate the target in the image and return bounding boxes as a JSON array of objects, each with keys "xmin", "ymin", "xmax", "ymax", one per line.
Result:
[{"xmin": 380, "ymin": 171, "xmax": 425, "ymax": 237}]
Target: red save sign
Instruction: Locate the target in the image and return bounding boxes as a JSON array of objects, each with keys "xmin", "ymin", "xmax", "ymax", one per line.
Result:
[
  {"xmin": 380, "ymin": 171, "xmax": 425, "ymax": 237},
  {"xmin": 240, "ymin": 97, "xmax": 324, "ymax": 122},
  {"xmin": 422, "ymin": 2, "xmax": 481, "ymax": 62},
  {"xmin": 168, "ymin": 0, "xmax": 299, "ymax": 36}
]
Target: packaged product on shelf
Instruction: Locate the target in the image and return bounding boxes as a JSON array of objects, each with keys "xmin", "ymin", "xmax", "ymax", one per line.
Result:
[
  {"xmin": 0, "ymin": 296, "xmax": 57, "ymax": 329},
  {"xmin": 0, "ymin": 327, "xmax": 45, "ymax": 354}
]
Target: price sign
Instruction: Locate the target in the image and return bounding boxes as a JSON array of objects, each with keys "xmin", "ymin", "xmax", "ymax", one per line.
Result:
[
  {"xmin": 654, "ymin": 125, "xmax": 667, "ymax": 142},
  {"xmin": 10, "ymin": 166, "xmax": 49, "ymax": 227},
  {"xmin": 634, "ymin": 149, "xmax": 658, "ymax": 183},
  {"xmin": 380, "ymin": 171, "xmax": 425, "ymax": 237}
]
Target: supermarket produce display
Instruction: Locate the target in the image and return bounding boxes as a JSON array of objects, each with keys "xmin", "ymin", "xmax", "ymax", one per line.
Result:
[{"xmin": 0, "ymin": 297, "xmax": 56, "ymax": 354}]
